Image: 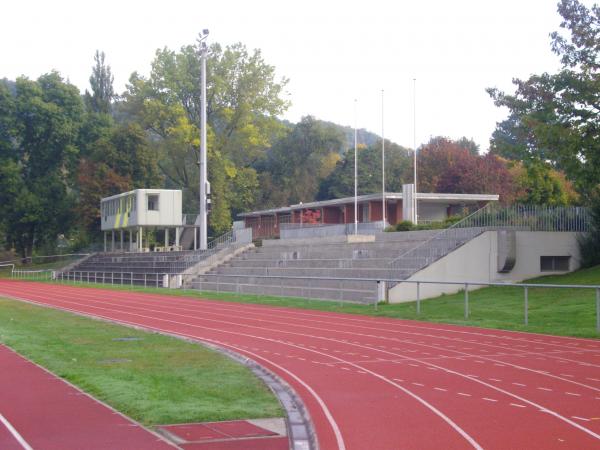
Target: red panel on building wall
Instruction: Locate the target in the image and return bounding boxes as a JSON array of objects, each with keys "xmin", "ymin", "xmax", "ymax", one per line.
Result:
[
  {"xmin": 370, "ymin": 201, "xmax": 383, "ymax": 222},
  {"xmin": 323, "ymin": 207, "xmax": 342, "ymax": 224},
  {"xmin": 344, "ymin": 205, "xmax": 355, "ymax": 224}
]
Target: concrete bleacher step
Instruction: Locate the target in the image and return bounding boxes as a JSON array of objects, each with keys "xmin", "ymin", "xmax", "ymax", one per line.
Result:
[
  {"xmin": 229, "ymin": 257, "xmax": 395, "ymax": 269},
  {"xmin": 211, "ymin": 266, "xmax": 408, "ymax": 279},
  {"xmin": 187, "ymin": 231, "xmax": 439, "ymax": 302}
]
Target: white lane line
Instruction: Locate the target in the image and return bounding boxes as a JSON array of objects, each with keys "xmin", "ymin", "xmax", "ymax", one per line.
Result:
[
  {"xmin": 8, "ymin": 291, "xmax": 484, "ymax": 450},
  {"xmin": 512, "ymin": 382, "xmax": 526, "ymax": 387},
  {"xmin": 18, "ymin": 286, "xmax": 600, "ymax": 446},
  {"xmin": 587, "ymin": 378, "xmax": 600, "ymax": 382},
  {"xmin": 510, "ymin": 403, "xmax": 526, "ymax": 408},
  {"xmin": 489, "ymin": 378, "xmax": 502, "ymax": 382},
  {"xmin": 537, "ymin": 387, "xmax": 553, "ymax": 392},
  {"xmin": 566, "ymin": 392, "xmax": 582, "ymax": 397},
  {"xmin": 0, "ymin": 413, "xmax": 34, "ymax": 450},
  {"xmin": 434, "ymin": 387, "xmax": 447, "ymax": 392},
  {"xmin": 112, "ymin": 285, "xmax": 600, "ymax": 355},
  {"xmin": 458, "ymin": 392, "xmax": 472, "ymax": 397},
  {"xmin": 482, "ymin": 398, "xmax": 498, "ymax": 402},
  {"xmin": 412, "ymin": 382, "xmax": 425, "ymax": 387},
  {"xmin": 573, "ymin": 416, "xmax": 590, "ymax": 422}
]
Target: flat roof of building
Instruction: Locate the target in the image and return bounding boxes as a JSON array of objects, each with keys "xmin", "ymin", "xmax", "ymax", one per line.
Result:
[
  {"xmin": 101, "ymin": 189, "xmax": 182, "ymax": 203},
  {"xmin": 239, "ymin": 192, "xmax": 499, "ymax": 217}
]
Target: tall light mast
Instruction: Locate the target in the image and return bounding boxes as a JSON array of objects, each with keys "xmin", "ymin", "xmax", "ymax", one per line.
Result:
[
  {"xmin": 413, "ymin": 78, "xmax": 418, "ymax": 224},
  {"xmin": 198, "ymin": 29, "xmax": 209, "ymax": 250}
]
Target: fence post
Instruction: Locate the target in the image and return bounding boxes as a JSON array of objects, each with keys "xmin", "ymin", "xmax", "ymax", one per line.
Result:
[
  {"xmin": 524, "ymin": 286, "xmax": 529, "ymax": 326},
  {"xmin": 416, "ymin": 282, "xmax": 421, "ymax": 315},
  {"xmin": 374, "ymin": 281, "xmax": 379, "ymax": 311},
  {"xmin": 131, "ymin": 272, "xmax": 133, "ymax": 289},
  {"xmin": 596, "ymin": 288, "xmax": 600, "ymax": 333},
  {"xmin": 464, "ymin": 283, "xmax": 469, "ymax": 319},
  {"xmin": 144, "ymin": 273, "xmax": 147, "ymax": 288}
]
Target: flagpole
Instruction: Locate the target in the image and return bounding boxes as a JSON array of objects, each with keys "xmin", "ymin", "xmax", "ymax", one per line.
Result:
[
  {"xmin": 354, "ymin": 99, "xmax": 358, "ymax": 235},
  {"xmin": 381, "ymin": 89, "xmax": 386, "ymax": 227}
]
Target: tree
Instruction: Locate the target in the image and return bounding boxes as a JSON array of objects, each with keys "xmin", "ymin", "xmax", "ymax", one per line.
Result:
[
  {"xmin": 317, "ymin": 141, "xmax": 412, "ymax": 200},
  {"xmin": 488, "ymin": 0, "xmax": 600, "ymax": 198},
  {"xmin": 84, "ymin": 50, "xmax": 115, "ymax": 114},
  {"xmin": 122, "ymin": 40, "xmax": 289, "ymax": 233},
  {"xmin": 75, "ymin": 123, "xmax": 162, "ymax": 235},
  {"xmin": 0, "ymin": 73, "xmax": 83, "ymax": 256},
  {"xmin": 258, "ymin": 116, "xmax": 345, "ymax": 206},
  {"xmin": 507, "ymin": 160, "xmax": 579, "ymax": 205},
  {"xmin": 417, "ymin": 137, "xmax": 516, "ymax": 202},
  {"xmin": 578, "ymin": 187, "xmax": 600, "ymax": 267}
]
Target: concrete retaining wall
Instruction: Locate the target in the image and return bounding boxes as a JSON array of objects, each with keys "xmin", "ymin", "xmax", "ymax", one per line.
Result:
[{"xmin": 389, "ymin": 231, "xmax": 582, "ymax": 303}]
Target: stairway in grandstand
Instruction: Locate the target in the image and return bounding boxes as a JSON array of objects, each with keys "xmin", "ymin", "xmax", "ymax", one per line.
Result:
[{"xmin": 188, "ymin": 230, "xmax": 445, "ymax": 303}]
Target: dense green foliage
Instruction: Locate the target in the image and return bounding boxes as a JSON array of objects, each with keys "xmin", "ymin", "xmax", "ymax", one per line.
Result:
[
  {"xmin": 1, "ymin": 4, "xmax": 596, "ymax": 257},
  {"xmin": 0, "ymin": 297, "xmax": 281, "ymax": 424},
  {"xmin": 579, "ymin": 188, "xmax": 600, "ymax": 267},
  {"xmin": 488, "ymin": 0, "xmax": 600, "ymax": 199}
]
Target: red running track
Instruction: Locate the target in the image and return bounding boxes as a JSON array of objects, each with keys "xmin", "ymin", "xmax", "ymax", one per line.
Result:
[
  {"xmin": 1, "ymin": 280, "xmax": 600, "ymax": 450},
  {"xmin": 0, "ymin": 343, "xmax": 175, "ymax": 450}
]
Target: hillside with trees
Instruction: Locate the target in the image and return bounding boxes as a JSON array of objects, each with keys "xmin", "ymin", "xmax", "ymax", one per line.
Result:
[{"xmin": 0, "ymin": 0, "xmax": 597, "ymax": 259}]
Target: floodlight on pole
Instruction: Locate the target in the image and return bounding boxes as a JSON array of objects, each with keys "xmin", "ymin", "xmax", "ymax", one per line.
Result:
[
  {"xmin": 413, "ymin": 78, "xmax": 418, "ymax": 224},
  {"xmin": 381, "ymin": 89, "xmax": 386, "ymax": 227},
  {"xmin": 198, "ymin": 29, "xmax": 209, "ymax": 250},
  {"xmin": 354, "ymin": 99, "xmax": 358, "ymax": 235}
]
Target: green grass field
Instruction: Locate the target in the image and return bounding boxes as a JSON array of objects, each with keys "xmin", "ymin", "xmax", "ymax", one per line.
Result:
[
  {"xmin": 0, "ymin": 298, "xmax": 282, "ymax": 425},
  {"xmin": 11, "ymin": 264, "xmax": 600, "ymax": 338}
]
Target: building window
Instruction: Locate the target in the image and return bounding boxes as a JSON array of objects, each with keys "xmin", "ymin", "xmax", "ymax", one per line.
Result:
[
  {"xmin": 147, "ymin": 194, "xmax": 159, "ymax": 211},
  {"xmin": 540, "ymin": 256, "xmax": 570, "ymax": 272}
]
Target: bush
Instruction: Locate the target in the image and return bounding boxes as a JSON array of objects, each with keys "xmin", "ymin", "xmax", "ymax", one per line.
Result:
[
  {"xmin": 384, "ymin": 215, "xmax": 466, "ymax": 233},
  {"xmin": 395, "ymin": 221, "xmax": 415, "ymax": 232}
]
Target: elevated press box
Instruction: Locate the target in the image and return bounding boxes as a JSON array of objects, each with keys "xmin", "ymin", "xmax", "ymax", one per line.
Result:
[{"xmin": 101, "ymin": 189, "xmax": 183, "ymax": 231}]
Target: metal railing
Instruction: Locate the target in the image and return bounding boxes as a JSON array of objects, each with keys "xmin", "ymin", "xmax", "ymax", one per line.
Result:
[
  {"xmin": 389, "ymin": 204, "xmax": 591, "ymax": 277},
  {"xmin": 59, "ymin": 228, "xmax": 253, "ymax": 276},
  {"xmin": 11, "ymin": 270, "xmax": 600, "ymax": 332},
  {"xmin": 280, "ymin": 221, "xmax": 387, "ymax": 240}
]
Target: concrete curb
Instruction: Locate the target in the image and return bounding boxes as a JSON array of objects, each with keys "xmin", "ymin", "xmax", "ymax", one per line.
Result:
[{"xmin": 1, "ymin": 293, "xmax": 317, "ymax": 450}]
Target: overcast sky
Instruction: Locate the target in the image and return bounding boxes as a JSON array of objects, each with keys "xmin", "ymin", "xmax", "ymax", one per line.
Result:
[{"xmin": 2, "ymin": 0, "xmax": 577, "ymax": 151}]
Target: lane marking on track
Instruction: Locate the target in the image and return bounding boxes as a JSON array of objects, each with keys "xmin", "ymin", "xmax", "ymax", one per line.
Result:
[
  {"xmin": 2, "ymin": 288, "xmax": 485, "ymax": 450},
  {"xmin": 482, "ymin": 398, "xmax": 498, "ymax": 402},
  {"xmin": 6, "ymin": 284, "xmax": 600, "ymax": 445},
  {"xmin": 566, "ymin": 392, "xmax": 582, "ymax": 397},
  {"xmin": 0, "ymin": 413, "xmax": 34, "ymax": 450},
  {"xmin": 573, "ymin": 416, "xmax": 590, "ymax": 422},
  {"xmin": 512, "ymin": 382, "xmax": 526, "ymax": 387},
  {"xmin": 434, "ymin": 387, "xmax": 447, "ymax": 392},
  {"xmin": 538, "ymin": 387, "xmax": 553, "ymax": 392},
  {"xmin": 458, "ymin": 392, "xmax": 471, "ymax": 397},
  {"xmin": 510, "ymin": 403, "xmax": 526, "ymax": 408}
]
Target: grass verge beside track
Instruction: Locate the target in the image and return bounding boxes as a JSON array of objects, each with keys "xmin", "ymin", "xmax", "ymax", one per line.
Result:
[{"xmin": 0, "ymin": 297, "xmax": 282, "ymax": 425}]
